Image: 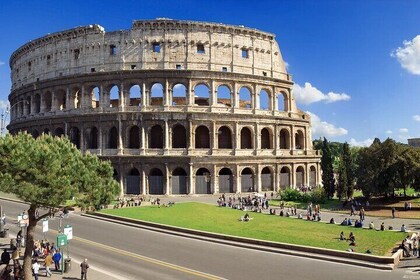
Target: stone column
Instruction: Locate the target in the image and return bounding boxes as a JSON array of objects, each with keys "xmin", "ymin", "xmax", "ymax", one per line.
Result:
[
  {"xmin": 236, "ymin": 166, "xmax": 241, "ymax": 193},
  {"xmin": 188, "ymin": 163, "xmax": 194, "ymax": 195},
  {"xmin": 233, "ymin": 82, "xmax": 239, "ymax": 108},
  {"xmin": 234, "ymin": 122, "xmax": 240, "ymax": 154},
  {"xmin": 187, "ymin": 79, "xmax": 194, "ymax": 106},
  {"xmin": 305, "ymin": 163, "xmax": 309, "ymax": 187},
  {"xmin": 255, "ymin": 123, "xmax": 260, "ymax": 155},
  {"xmin": 211, "ymin": 121, "xmax": 217, "ymax": 152},
  {"xmin": 256, "ymin": 165, "xmax": 262, "ymax": 193},
  {"xmin": 210, "ymin": 80, "xmax": 217, "ymax": 106},
  {"xmin": 164, "ymin": 79, "xmax": 170, "ymax": 108},
  {"xmin": 188, "ymin": 121, "xmax": 194, "ymax": 151},
  {"xmin": 98, "ymin": 125, "xmax": 103, "ymax": 155},
  {"xmin": 291, "ymin": 163, "xmax": 296, "ymax": 189},
  {"xmin": 165, "ymin": 163, "xmax": 170, "ymax": 195},
  {"xmin": 141, "ymin": 167, "xmax": 146, "ymax": 195},
  {"xmin": 119, "ymin": 83, "xmax": 125, "ymax": 111},
  {"xmin": 118, "ymin": 116, "xmax": 123, "ymax": 155},
  {"xmin": 291, "ymin": 125, "xmax": 295, "ymax": 151},
  {"xmin": 213, "ymin": 165, "xmax": 218, "ymax": 194},
  {"xmin": 142, "ymin": 83, "xmax": 147, "ymax": 108},
  {"xmin": 66, "ymin": 87, "xmax": 73, "ymax": 109},
  {"xmin": 140, "ymin": 126, "xmax": 146, "ymax": 155},
  {"xmin": 274, "ymin": 125, "xmax": 279, "ymax": 155},
  {"xmin": 164, "ymin": 120, "xmax": 169, "ymax": 152}
]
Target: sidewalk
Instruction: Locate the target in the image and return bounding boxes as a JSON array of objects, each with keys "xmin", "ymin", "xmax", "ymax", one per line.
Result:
[{"xmin": 0, "ymin": 236, "xmax": 116, "ymax": 280}]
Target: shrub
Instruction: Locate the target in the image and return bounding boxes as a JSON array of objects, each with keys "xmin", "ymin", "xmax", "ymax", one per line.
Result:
[
  {"xmin": 281, "ymin": 188, "xmax": 302, "ymax": 201},
  {"xmin": 309, "ymin": 187, "xmax": 328, "ymax": 204}
]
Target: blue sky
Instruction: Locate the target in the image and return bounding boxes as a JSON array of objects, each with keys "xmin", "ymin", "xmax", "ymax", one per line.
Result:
[{"xmin": 0, "ymin": 0, "xmax": 419, "ymax": 146}]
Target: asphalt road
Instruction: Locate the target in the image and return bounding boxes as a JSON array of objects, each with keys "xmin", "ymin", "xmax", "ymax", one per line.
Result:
[{"xmin": 0, "ymin": 199, "xmax": 417, "ymax": 280}]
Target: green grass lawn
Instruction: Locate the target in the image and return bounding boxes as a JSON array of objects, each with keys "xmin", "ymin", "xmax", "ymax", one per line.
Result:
[{"xmin": 101, "ymin": 202, "xmax": 405, "ymax": 256}]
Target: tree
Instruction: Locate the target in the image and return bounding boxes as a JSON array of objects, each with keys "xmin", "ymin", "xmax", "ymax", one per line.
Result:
[
  {"xmin": 342, "ymin": 142, "xmax": 355, "ymax": 198},
  {"xmin": 336, "ymin": 160, "xmax": 347, "ymax": 200},
  {"xmin": 393, "ymin": 146, "xmax": 420, "ymax": 195},
  {"xmin": 321, "ymin": 138, "xmax": 335, "ymax": 199},
  {"xmin": 0, "ymin": 133, "xmax": 120, "ymax": 279}
]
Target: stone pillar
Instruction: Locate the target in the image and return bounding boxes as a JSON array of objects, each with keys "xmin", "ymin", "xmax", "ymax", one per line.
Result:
[
  {"xmin": 256, "ymin": 165, "xmax": 262, "ymax": 193},
  {"xmin": 210, "ymin": 80, "xmax": 217, "ymax": 106},
  {"xmin": 291, "ymin": 125, "xmax": 295, "ymax": 151},
  {"xmin": 141, "ymin": 167, "xmax": 146, "ymax": 195},
  {"xmin": 164, "ymin": 120, "xmax": 169, "ymax": 152},
  {"xmin": 119, "ymin": 83, "xmax": 125, "ymax": 111},
  {"xmin": 140, "ymin": 125, "xmax": 146, "ymax": 155},
  {"xmin": 188, "ymin": 163, "xmax": 194, "ymax": 195},
  {"xmin": 66, "ymin": 87, "xmax": 73, "ymax": 109},
  {"xmin": 80, "ymin": 125, "xmax": 85, "ymax": 152},
  {"xmin": 118, "ymin": 116, "xmax": 123, "ymax": 155},
  {"xmin": 213, "ymin": 165, "xmax": 218, "ymax": 194},
  {"xmin": 164, "ymin": 79, "xmax": 170, "ymax": 108},
  {"xmin": 305, "ymin": 163, "xmax": 309, "ymax": 187},
  {"xmin": 187, "ymin": 79, "xmax": 194, "ymax": 106},
  {"xmin": 98, "ymin": 126, "xmax": 103, "ymax": 155},
  {"xmin": 165, "ymin": 163, "xmax": 170, "ymax": 195},
  {"xmin": 291, "ymin": 163, "xmax": 296, "ymax": 189},
  {"xmin": 274, "ymin": 125, "xmax": 279, "ymax": 155},
  {"xmin": 211, "ymin": 121, "xmax": 217, "ymax": 151},
  {"xmin": 234, "ymin": 122, "xmax": 240, "ymax": 153},
  {"xmin": 236, "ymin": 166, "xmax": 241, "ymax": 193},
  {"xmin": 188, "ymin": 121, "xmax": 194, "ymax": 151},
  {"xmin": 40, "ymin": 93, "xmax": 45, "ymax": 113},
  {"xmin": 233, "ymin": 82, "xmax": 239, "ymax": 108},
  {"xmin": 255, "ymin": 123, "xmax": 260, "ymax": 155}
]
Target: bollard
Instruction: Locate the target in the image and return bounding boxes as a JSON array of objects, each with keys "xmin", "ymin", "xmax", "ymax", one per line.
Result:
[{"xmin": 64, "ymin": 258, "xmax": 71, "ymax": 273}]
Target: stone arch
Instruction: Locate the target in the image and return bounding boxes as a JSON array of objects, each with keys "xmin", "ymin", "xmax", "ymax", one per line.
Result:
[
  {"xmin": 219, "ymin": 167, "xmax": 233, "ymax": 193},
  {"xmin": 90, "ymin": 86, "xmax": 100, "ymax": 108},
  {"xmin": 280, "ymin": 166, "xmax": 291, "ymax": 189},
  {"xmin": 55, "ymin": 89, "xmax": 66, "ymax": 111},
  {"xmin": 195, "ymin": 167, "xmax": 212, "ymax": 194},
  {"xmin": 259, "ymin": 89, "xmax": 270, "ymax": 110},
  {"xmin": 218, "ymin": 126, "xmax": 232, "ymax": 149},
  {"xmin": 149, "ymin": 168, "xmax": 164, "ymax": 195},
  {"xmin": 71, "ymin": 87, "xmax": 82, "ymax": 109},
  {"xmin": 172, "ymin": 167, "xmax": 188, "ymax": 194},
  {"xmin": 172, "ymin": 83, "xmax": 187, "ymax": 106},
  {"xmin": 86, "ymin": 127, "xmax": 99, "ymax": 149},
  {"xmin": 43, "ymin": 91, "xmax": 52, "ymax": 112},
  {"xmin": 261, "ymin": 127, "xmax": 272, "ymax": 149},
  {"xmin": 217, "ymin": 85, "xmax": 232, "ymax": 107},
  {"xmin": 126, "ymin": 167, "xmax": 141, "ymax": 195},
  {"xmin": 108, "ymin": 126, "xmax": 118, "ymax": 149},
  {"xmin": 172, "ymin": 124, "xmax": 187, "ymax": 148},
  {"xmin": 278, "ymin": 91, "xmax": 289, "ymax": 111},
  {"xmin": 195, "ymin": 125, "xmax": 210, "ymax": 148},
  {"xmin": 43, "ymin": 128, "xmax": 50, "ymax": 135},
  {"xmin": 241, "ymin": 167, "xmax": 254, "ymax": 192},
  {"xmin": 54, "ymin": 127, "xmax": 64, "ymax": 137},
  {"xmin": 194, "ymin": 83, "xmax": 210, "ymax": 106},
  {"xmin": 280, "ymin": 129, "xmax": 290, "ymax": 149},
  {"xmin": 128, "ymin": 125, "xmax": 140, "ymax": 149},
  {"xmin": 129, "ymin": 84, "xmax": 142, "ymax": 106},
  {"xmin": 33, "ymin": 94, "xmax": 41, "ymax": 113},
  {"xmin": 238, "ymin": 86, "xmax": 252, "ymax": 109},
  {"xmin": 32, "ymin": 129, "xmax": 39, "ymax": 138},
  {"xmin": 240, "ymin": 127, "xmax": 253, "ymax": 149},
  {"xmin": 309, "ymin": 165, "xmax": 317, "ymax": 187},
  {"xmin": 69, "ymin": 127, "xmax": 81, "ymax": 149},
  {"xmin": 26, "ymin": 96, "xmax": 32, "ymax": 115},
  {"xmin": 149, "ymin": 125, "xmax": 163, "ymax": 149},
  {"xmin": 296, "ymin": 166, "xmax": 305, "ymax": 187},
  {"xmin": 150, "ymin": 83, "xmax": 164, "ymax": 106},
  {"xmin": 261, "ymin": 167, "xmax": 274, "ymax": 191},
  {"xmin": 295, "ymin": 130, "xmax": 304, "ymax": 149},
  {"xmin": 108, "ymin": 85, "xmax": 119, "ymax": 108}
]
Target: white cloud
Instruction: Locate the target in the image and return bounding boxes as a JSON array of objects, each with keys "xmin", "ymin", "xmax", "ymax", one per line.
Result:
[
  {"xmin": 399, "ymin": 128, "xmax": 409, "ymax": 133},
  {"xmin": 349, "ymin": 138, "xmax": 374, "ymax": 147},
  {"xmin": 307, "ymin": 111, "xmax": 348, "ymax": 138},
  {"xmin": 284, "ymin": 61, "xmax": 290, "ymax": 70},
  {"xmin": 391, "ymin": 35, "xmax": 420, "ymax": 75},
  {"xmin": 0, "ymin": 100, "xmax": 9, "ymax": 111},
  {"xmin": 385, "ymin": 130, "xmax": 393, "ymax": 134},
  {"xmin": 413, "ymin": 115, "xmax": 420, "ymax": 122},
  {"xmin": 0, "ymin": 61, "xmax": 5, "ymax": 66},
  {"xmin": 293, "ymin": 82, "xmax": 350, "ymax": 105}
]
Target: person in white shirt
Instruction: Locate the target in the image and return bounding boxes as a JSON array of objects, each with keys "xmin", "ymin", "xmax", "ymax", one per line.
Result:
[{"xmin": 32, "ymin": 260, "xmax": 41, "ymax": 280}]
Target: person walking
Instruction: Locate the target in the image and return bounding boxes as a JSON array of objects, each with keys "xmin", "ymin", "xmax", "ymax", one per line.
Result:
[
  {"xmin": 80, "ymin": 258, "xmax": 89, "ymax": 280},
  {"xmin": 53, "ymin": 250, "xmax": 61, "ymax": 271},
  {"xmin": 392, "ymin": 207, "xmax": 396, "ymax": 219},
  {"xmin": 32, "ymin": 259, "xmax": 40, "ymax": 280},
  {"xmin": 44, "ymin": 252, "xmax": 53, "ymax": 277}
]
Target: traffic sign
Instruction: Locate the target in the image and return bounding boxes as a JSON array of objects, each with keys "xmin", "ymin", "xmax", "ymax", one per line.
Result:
[
  {"xmin": 63, "ymin": 225, "xmax": 73, "ymax": 240},
  {"xmin": 57, "ymin": 234, "xmax": 67, "ymax": 247},
  {"xmin": 42, "ymin": 219, "xmax": 48, "ymax": 233}
]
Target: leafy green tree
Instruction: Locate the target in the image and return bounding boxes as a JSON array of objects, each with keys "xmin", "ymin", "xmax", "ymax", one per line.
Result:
[
  {"xmin": 336, "ymin": 160, "xmax": 347, "ymax": 200},
  {"xmin": 342, "ymin": 142, "xmax": 355, "ymax": 198},
  {"xmin": 393, "ymin": 146, "xmax": 420, "ymax": 195},
  {"xmin": 0, "ymin": 133, "xmax": 120, "ymax": 279},
  {"xmin": 321, "ymin": 138, "xmax": 335, "ymax": 199}
]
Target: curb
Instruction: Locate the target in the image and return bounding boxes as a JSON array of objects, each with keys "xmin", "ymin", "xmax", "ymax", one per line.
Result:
[{"xmin": 84, "ymin": 212, "xmax": 403, "ymax": 270}]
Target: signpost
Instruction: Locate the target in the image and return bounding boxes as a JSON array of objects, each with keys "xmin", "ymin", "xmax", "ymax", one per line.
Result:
[
  {"xmin": 57, "ymin": 234, "xmax": 67, "ymax": 275},
  {"xmin": 42, "ymin": 219, "xmax": 48, "ymax": 240},
  {"xmin": 63, "ymin": 225, "xmax": 73, "ymax": 273}
]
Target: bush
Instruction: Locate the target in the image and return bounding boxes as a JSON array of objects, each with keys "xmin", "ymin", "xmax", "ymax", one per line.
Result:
[
  {"xmin": 309, "ymin": 188, "xmax": 328, "ymax": 204},
  {"xmin": 281, "ymin": 188, "xmax": 302, "ymax": 201}
]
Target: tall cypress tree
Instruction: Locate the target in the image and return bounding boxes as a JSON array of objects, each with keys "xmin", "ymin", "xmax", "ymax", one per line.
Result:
[
  {"xmin": 342, "ymin": 142, "xmax": 354, "ymax": 198},
  {"xmin": 336, "ymin": 160, "xmax": 347, "ymax": 200},
  {"xmin": 321, "ymin": 137, "xmax": 335, "ymax": 199}
]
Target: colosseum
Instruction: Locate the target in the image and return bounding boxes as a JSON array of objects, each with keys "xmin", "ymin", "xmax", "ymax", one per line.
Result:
[{"xmin": 7, "ymin": 19, "xmax": 321, "ymax": 196}]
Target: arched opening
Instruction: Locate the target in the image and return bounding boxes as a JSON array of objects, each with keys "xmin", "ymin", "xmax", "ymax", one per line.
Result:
[
  {"xmin": 149, "ymin": 125, "xmax": 163, "ymax": 149},
  {"xmin": 129, "ymin": 85, "xmax": 142, "ymax": 106},
  {"xmin": 195, "ymin": 168, "xmax": 211, "ymax": 194},
  {"xmin": 278, "ymin": 91, "xmax": 287, "ymax": 111},
  {"xmin": 32, "ymin": 130, "xmax": 39, "ymax": 138},
  {"xmin": 280, "ymin": 129, "xmax": 290, "ymax": 149},
  {"xmin": 261, "ymin": 128, "xmax": 271, "ymax": 149},
  {"xmin": 43, "ymin": 91, "xmax": 52, "ymax": 112},
  {"xmin": 219, "ymin": 168, "xmax": 233, "ymax": 193},
  {"xmin": 240, "ymin": 127, "xmax": 252, "ymax": 149},
  {"xmin": 260, "ymin": 89, "xmax": 270, "ymax": 110},
  {"xmin": 172, "ymin": 125, "xmax": 187, "ymax": 148},
  {"xmin": 172, "ymin": 167, "xmax": 188, "ymax": 194},
  {"xmin": 86, "ymin": 127, "xmax": 98, "ymax": 149},
  {"xmin": 241, "ymin": 168, "xmax": 254, "ymax": 192},
  {"xmin": 280, "ymin": 167, "xmax": 291, "ymax": 190},
  {"xmin": 18, "ymin": 100, "xmax": 24, "ymax": 117},
  {"xmin": 113, "ymin": 169, "xmax": 119, "ymax": 182},
  {"xmin": 72, "ymin": 88, "xmax": 81, "ymax": 109},
  {"xmin": 150, "ymin": 83, "xmax": 164, "ymax": 106},
  {"xmin": 69, "ymin": 127, "xmax": 80, "ymax": 149},
  {"xmin": 239, "ymin": 87, "xmax": 252, "ymax": 109},
  {"xmin": 128, "ymin": 126, "xmax": 140, "ymax": 149},
  {"xmin": 109, "ymin": 85, "xmax": 119, "ymax": 108},
  {"xmin": 261, "ymin": 167, "xmax": 273, "ymax": 191},
  {"xmin": 217, "ymin": 85, "xmax": 231, "ymax": 107},
  {"xmin": 55, "ymin": 89, "xmax": 66, "ymax": 111},
  {"xmin": 194, "ymin": 84, "xmax": 210, "ymax": 106},
  {"xmin": 91, "ymin": 87, "xmax": 100, "ymax": 108},
  {"xmin": 108, "ymin": 127, "xmax": 118, "ymax": 149},
  {"xmin": 310, "ymin": 166, "xmax": 317, "ymax": 187},
  {"xmin": 295, "ymin": 130, "xmax": 304, "ymax": 150},
  {"xmin": 218, "ymin": 126, "xmax": 232, "ymax": 149},
  {"xmin": 43, "ymin": 128, "xmax": 50, "ymax": 135},
  {"xmin": 126, "ymin": 168, "xmax": 141, "ymax": 195},
  {"xmin": 172, "ymin": 83, "xmax": 187, "ymax": 105},
  {"xmin": 26, "ymin": 97, "xmax": 32, "ymax": 115},
  {"xmin": 195, "ymin": 126, "xmax": 210, "ymax": 149},
  {"xmin": 54, "ymin": 127, "xmax": 64, "ymax": 137},
  {"xmin": 33, "ymin": 94, "xmax": 41, "ymax": 113},
  {"xmin": 149, "ymin": 168, "xmax": 164, "ymax": 194},
  {"xmin": 296, "ymin": 166, "xmax": 305, "ymax": 187}
]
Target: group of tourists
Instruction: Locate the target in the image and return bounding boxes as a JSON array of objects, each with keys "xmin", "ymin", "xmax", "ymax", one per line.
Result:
[
  {"xmin": 114, "ymin": 196, "xmax": 144, "ymax": 208},
  {"xmin": 217, "ymin": 193, "xmax": 271, "ymax": 212}
]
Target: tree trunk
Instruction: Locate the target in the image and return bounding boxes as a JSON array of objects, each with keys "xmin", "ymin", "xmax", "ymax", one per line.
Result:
[
  {"xmin": 23, "ymin": 205, "xmax": 37, "ymax": 280},
  {"xmin": 404, "ymin": 185, "xmax": 407, "ymax": 197}
]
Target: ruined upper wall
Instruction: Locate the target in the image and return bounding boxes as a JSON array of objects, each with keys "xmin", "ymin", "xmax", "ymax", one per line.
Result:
[{"xmin": 10, "ymin": 19, "xmax": 289, "ymax": 90}]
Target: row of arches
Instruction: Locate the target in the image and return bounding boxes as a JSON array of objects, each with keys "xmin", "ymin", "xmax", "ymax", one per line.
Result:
[
  {"xmin": 11, "ymin": 80, "xmax": 292, "ymax": 120},
  {"xmin": 121, "ymin": 165, "xmax": 318, "ymax": 195},
  {"xmin": 30, "ymin": 124, "xmax": 307, "ymax": 151}
]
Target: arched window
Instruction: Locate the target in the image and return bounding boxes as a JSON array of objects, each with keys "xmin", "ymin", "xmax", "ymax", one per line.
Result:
[
  {"xmin": 241, "ymin": 168, "xmax": 254, "ymax": 192},
  {"xmin": 91, "ymin": 87, "xmax": 100, "ymax": 108},
  {"xmin": 218, "ymin": 126, "xmax": 232, "ymax": 149},
  {"xmin": 217, "ymin": 85, "xmax": 231, "ymax": 107},
  {"xmin": 310, "ymin": 166, "xmax": 317, "ymax": 187},
  {"xmin": 54, "ymin": 127, "xmax": 64, "ymax": 137},
  {"xmin": 260, "ymin": 89, "xmax": 270, "ymax": 110},
  {"xmin": 86, "ymin": 127, "xmax": 98, "ymax": 149},
  {"xmin": 194, "ymin": 84, "xmax": 210, "ymax": 106},
  {"xmin": 55, "ymin": 89, "xmax": 66, "ymax": 111},
  {"xmin": 261, "ymin": 128, "xmax": 271, "ymax": 149},
  {"xmin": 172, "ymin": 84, "xmax": 187, "ymax": 105},
  {"xmin": 239, "ymin": 87, "xmax": 252, "ymax": 109},
  {"xmin": 149, "ymin": 125, "xmax": 163, "ymax": 149},
  {"xmin": 240, "ymin": 127, "xmax": 252, "ymax": 149},
  {"xmin": 219, "ymin": 168, "xmax": 233, "ymax": 193},
  {"xmin": 109, "ymin": 127, "xmax": 118, "ymax": 149},
  {"xmin": 172, "ymin": 167, "xmax": 188, "ymax": 194},
  {"xmin": 280, "ymin": 129, "xmax": 290, "ymax": 149},
  {"xmin": 172, "ymin": 125, "xmax": 187, "ymax": 148},
  {"xmin": 129, "ymin": 126, "xmax": 140, "ymax": 149},
  {"xmin": 43, "ymin": 91, "xmax": 52, "ymax": 112},
  {"xmin": 109, "ymin": 85, "xmax": 119, "ymax": 108},
  {"xmin": 280, "ymin": 166, "xmax": 291, "ymax": 189},
  {"xmin": 195, "ymin": 126, "xmax": 210, "ymax": 148},
  {"xmin": 150, "ymin": 83, "xmax": 164, "ymax": 106},
  {"xmin": 261, "ymin": 167, "xmax": 273, "ymax": 191},
  {"xmin": 69, "ymin": 127, "xmax": 81, "ymax": 149},
  {"xmin": 72, "ymin": 88, "xmax": 81, "ymax": 109},
  {"xmin": 33, "ymin": 94, "xmax": 41, "ymax": 113},
  {"xmin": 129, "ymin": 85, "xmax": 142, "ymax": 106},
  {"xmin": 278, "ymin": 91, "xmax": 287, "ymax": 111},
  {"xmin": 296, "ymin": 166, "xmax": 305, "ymax": 187},
  {"xmin": 149, "ymin": 168, "xmax": 164, "ymax": 195},
  {"xmin": 295, "ymin": 130, "xmax": 304, "ymax": 149},
  {"xmin": 126, "ymin": 168, "xmax": 141, "ymax": 195},
  {"xmin": 195, "ymin": 168, "xmax": 211, "ymax": 194}
]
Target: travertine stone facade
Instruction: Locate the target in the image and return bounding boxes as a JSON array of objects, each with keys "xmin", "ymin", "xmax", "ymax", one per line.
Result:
[{"xmin": 8, "ymin": 19, "xmax": 321, "ymax": 196}]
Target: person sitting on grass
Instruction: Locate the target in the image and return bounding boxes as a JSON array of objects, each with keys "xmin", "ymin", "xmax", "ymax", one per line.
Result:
[
  {"xmin": 369, "ymin": 221, "xmax": 374, "ymax": 229},
  {"xmin": 341, "ymin": 218, "xmax": 348, "ymax": 226},
  {"xmin": 380, "ymin": 222, "xmax": 385, "ymax": 231},
  {"xmin": 401, "ymin": 224, "xmax": 407, "ymax": 232},
  {"xmin": 244, "ymin": 212, "xmax": 250, "ymax": 222},
  {"xmin": 347, "ymin": 219, "xmax": 353, "ymax": 226},
  {"xmin": 330, "ymin": 218, "xmax": 335, "ymax": 224},
  {"xmin": 349, "ymin": 232, "xmax": 356, "ymax": 246},
  {"xmin": 355, "ymin": 220, "xmax": 363, "ymax": 228},
  {"xmin": 340, "ymin": 231, "xmax": 345, "ymax": 241}
]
